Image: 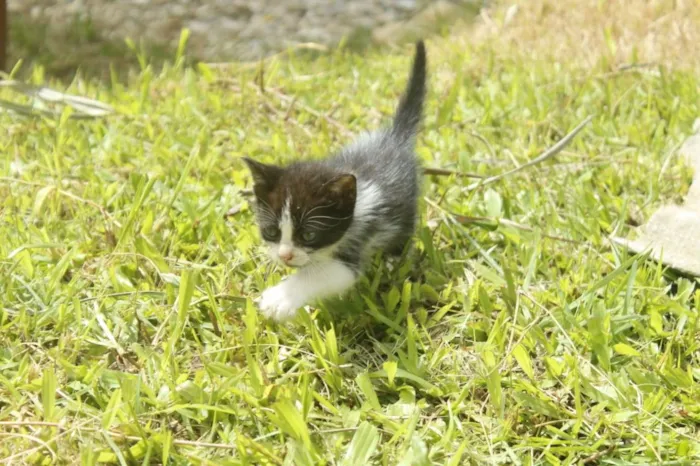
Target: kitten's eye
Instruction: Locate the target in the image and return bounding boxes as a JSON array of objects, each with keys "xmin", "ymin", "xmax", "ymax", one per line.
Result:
[
  {"xmin": 301, "ymin": 231, "xmax": 317, "ymax": 243},
  {"xmin": 262, "ymin": 226, "xmax": 280, "ymax": 241}
]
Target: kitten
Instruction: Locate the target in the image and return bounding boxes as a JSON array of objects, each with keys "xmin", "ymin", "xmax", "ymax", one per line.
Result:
[{"xmin": 243, "ymin": 40, "xmax": 426, "ymax": 321}]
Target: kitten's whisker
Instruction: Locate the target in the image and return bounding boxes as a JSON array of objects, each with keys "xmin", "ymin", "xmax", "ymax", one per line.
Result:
[
  {"xmin": 257, "ymin": 215, "xmax": 278, "ymax": 225},
  {"xmin": 305, "ymin": 216, "xmax": 342, "ymax": 222},
  {"xmin": 305, "ymin": 214, "xmax": 353, "ymax": 221},
  {"xmin": 255, "ymin": 209, "xmax": 279, "ymax": 223},
  {"xmin": 305, "ymin": 217, "xmax": 343, "ymax": 224},
  {"xmin": 257, "ymin": 198, "xmax": 273, "ymax": 210},
  {"xmin": 254, "ymin": 200, "xmax": 280, "ymax": 222},
  {"xmin": 300, "ymin": 203, "xmax": 335, "ymax": 222},
  {"xmin": 256, "ymin": 206, "xmax": 278, "ymax": 220}
]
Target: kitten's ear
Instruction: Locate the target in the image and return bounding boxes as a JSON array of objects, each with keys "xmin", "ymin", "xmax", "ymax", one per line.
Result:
[
  {"xmin": 324, "ymin": 174, "xmax": 357, "ymax": 202},
  {"xmin": 242, "ymin": 157, "xmax": 282, "ymax": 188}
]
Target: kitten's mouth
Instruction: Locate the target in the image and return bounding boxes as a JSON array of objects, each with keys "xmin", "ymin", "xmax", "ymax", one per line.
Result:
[
  {"xmin": 278, "ymin": 258, "xmax": 305, "ymax": 269},
  {"xmin": 288, "ymin": 257, "xmax": 314, "ymax": 268}
]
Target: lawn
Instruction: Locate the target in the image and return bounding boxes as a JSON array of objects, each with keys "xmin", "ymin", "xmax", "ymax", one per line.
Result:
[{"xmin": 1, "ymin": 2, "xmax": 699, "ymax": 464}]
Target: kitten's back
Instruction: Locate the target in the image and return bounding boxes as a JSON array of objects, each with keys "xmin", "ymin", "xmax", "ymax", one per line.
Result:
[{"xmin": 331, "ymin": 41, "xmax": 427, "ymax": 255}]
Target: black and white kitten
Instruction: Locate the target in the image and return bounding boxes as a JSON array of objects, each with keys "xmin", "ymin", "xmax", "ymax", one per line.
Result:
[{"xmin": 243, "ymin": 41, "xmax": 426, "ymax": 321}]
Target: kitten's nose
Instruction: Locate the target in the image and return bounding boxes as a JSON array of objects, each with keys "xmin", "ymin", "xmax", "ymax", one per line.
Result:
[{"xmin": 278, "ymin": 246, "xmax": 294, "ymax": 263}]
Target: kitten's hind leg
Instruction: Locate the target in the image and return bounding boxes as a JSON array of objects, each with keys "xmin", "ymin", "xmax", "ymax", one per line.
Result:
[
  {"xmin": 258, "ymin": 259, "xmax": 358, "ymax": 321},
  {"xmin": 387, "ymin": 234, "xmax": 413, "ymax": 257}
]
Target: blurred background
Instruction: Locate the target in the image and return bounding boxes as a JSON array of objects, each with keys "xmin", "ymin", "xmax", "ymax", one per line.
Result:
[
  {"xmin": 6, "ymin": 0, "xmax": 700, "ymax": 79},
  {"xmin": 7, "ymin": 0, "xmax": 482, "ymax": 79}
]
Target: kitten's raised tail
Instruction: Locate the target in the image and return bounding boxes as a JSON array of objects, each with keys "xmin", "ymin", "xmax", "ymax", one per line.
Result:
[{"xmin": 392, "ymin": 40, "xmax": 427, "ymax": 140}]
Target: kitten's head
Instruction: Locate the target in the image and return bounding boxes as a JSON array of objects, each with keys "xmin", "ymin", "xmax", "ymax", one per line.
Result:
[{"xmin": 243, "ymin": 158, "xmax": 356, "ymax": 267}]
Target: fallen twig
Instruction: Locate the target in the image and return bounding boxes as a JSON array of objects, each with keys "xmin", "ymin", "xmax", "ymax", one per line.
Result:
[
  {"xmin": 424, "ymin": 196, "xmax": 583, "ymax": 245},
  {"xmin": 581, "ymin": 443, "xmax": 616, "ymax": 464},
  {"xmin": 0, "ymin": 80, "xmax": 114, "ymax": 119},
  {"xmin": 467, "ymin": 115, "xmax": 593, "ymax": 190},
  {"xmin": 283, "ymin": 95, "xmax": 298, "ymax": 121},
  {"xmin": 79, "ymin": 290, "xmax": 166, "ymax": 303},
  {"xmin": 190, "ymin": 293, "xmax": 247, "ymax": 307},
  {"xmin": 453, "ymin": 214, "xmax": 582, "ymax": 244},
  {"xmin": 423, "ymin": 167, "xmax": 483, "ymax": 178},
  {"xmin": 540, "ymin": 63, "xmax": 659, "ymax": 90},
  {"xmin": 235, "ymin": 116, "xmax": 590, "ymax": 195}
]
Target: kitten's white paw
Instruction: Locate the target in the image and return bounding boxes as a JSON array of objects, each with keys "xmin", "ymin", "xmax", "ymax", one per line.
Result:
[{"xmin": 258, "ymin": 283, "xmax": 305, "ymax": 321}]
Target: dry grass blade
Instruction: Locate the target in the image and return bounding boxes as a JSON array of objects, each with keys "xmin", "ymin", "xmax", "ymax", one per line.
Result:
[
  {"xmin": 454, "ymin": 214, "xmax": 583, "ymax": 244},
  {"xmin": 0, "ymin": 80, "xmax": 114, "ymax": 118},
  {"xmin": 0, "ymin": 99, "xmax": 56, "ymax": 118},
  {"xmin": 581, "ymin": 444, "xmax": 617, "ymax": 464},
  {"xmin": 467, "ymin": 115, "xmax": 593, "ymax": 190},
  {"xmin": 423, "ymin": 167, "xmax": 484, "ymax": 178}
]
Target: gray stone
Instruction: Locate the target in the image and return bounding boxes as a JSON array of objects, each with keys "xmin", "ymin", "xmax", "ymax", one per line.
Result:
[
  {"xmin": 186, "ymin": 19, "xmax": 213, "ymax": 36},
  {"xmin": 195, "ymin": 4, "xmax": 217, "ymax": 20},
  {"xmin": 212, "ymin": 0, "xmax": 253, "ymax": 16},
  {"xmin": 11, "ymin": 0, "xmax": 478, "ymax": 61},
  {"xmin": 394, "ymin": 0, "xmax": 419, "ymax": 10},
  {"xmin": 168, "ymin": 4, "xmax": 189, "ymax": 18},
  {"xmin": 96, "ymin": 5, "xmax": 128, "ymax": 29},
  {"xmin": 217, "ymin": 17, "xmax": 244, "ymax": 33}
]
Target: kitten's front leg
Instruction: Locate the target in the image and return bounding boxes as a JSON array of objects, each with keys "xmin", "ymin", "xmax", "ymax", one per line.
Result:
[{"xmin": 258, "ymin": 260, "xmax": 357, "ymax": 321}]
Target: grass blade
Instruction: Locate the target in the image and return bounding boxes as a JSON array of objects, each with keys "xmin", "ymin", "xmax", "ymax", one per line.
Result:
[
  {"xmin": 340, "ymin": 422, "xmax": 379, "ymax": 466},
  {"xmin": 41, "ymin": 368, "xmax": 57, "ymax": 422}
]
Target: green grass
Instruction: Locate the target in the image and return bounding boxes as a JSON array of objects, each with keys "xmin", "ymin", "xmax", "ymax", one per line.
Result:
[{"xmin": 0, "ymin": 37, "xmax": 699, "ymax": 465}]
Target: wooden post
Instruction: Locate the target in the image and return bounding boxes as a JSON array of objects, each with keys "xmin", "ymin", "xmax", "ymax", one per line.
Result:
[{"xmin": 0, "ymin": 0, "xmax": 6, "ymax": 71}]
